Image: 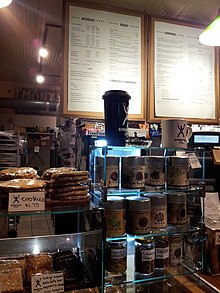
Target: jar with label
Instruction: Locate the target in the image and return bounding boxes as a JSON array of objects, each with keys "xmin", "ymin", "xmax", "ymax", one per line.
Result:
[
  {"xmin": 106, "ymin": 240, "xmax": 127, "ymax": 274},
  {"xmin": 95, "ymin": 156, "xmax": 119, "ymax": 188},
  {"xmin": 167, "ymin": 192, "xmax": 187, "ymax": 225},
  {"xmin": 147, "ymin": 193, "xmax": 167, "ymax": 229},
  {"xmin": 135, "ymin": 238, "xmax": 155, "ymax": 275},
  {"xmin": 126, "ymin": 196, "xmax": 151, "ymax": 235},
  {"xmin": 106, "ymin": 196, "xmax": 126, "ymax": 237},
  {"xmin": 121, "ymin": 156, "xmax": 145, "ymax": 189},
  {"xmin": 169, "ymin": 234, "xmax": 183, "ymax": 266},
  {"xmin": 155, "ymin": 235, "xmax": 169, "ymax": 269},
  {"xmin": 167, "ymin": 156, "xmax": 189, "ymax": 189},
  {"xmin": 145, "ymin": 156, "xmax": 165, "ymax": 187}
]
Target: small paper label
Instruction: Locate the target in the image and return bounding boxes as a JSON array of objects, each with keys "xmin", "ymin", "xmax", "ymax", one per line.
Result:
[
  {"xmin": 34, "ymin": 146, "xmax": 40, "ymax": 153},
  {"xmin": 8, "ymin": 191, "xmax": 45, "ymax": 212},
  {"xmin": 188, "ymin": 152, "xmax": 202, "ymax": 169},
  {"xmin": 31, "ymin": 272, "xmax": 64, "ymax": 293}
]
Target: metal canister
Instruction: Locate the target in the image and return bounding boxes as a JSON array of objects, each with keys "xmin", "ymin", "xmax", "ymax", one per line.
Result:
[
  {"xmin": 106, "ymin": 196, "xmax": 126, "ymax": 237},
  {"xmin": 167, "ymin": 156, "xmax": 189, "ymax": 189},
  {"xmin": 126, "ymin": 196, "xmax": 151, "ymax": 235},
  {"xmin": 169, "ymin": 234, "xmax": 183, "ymax": 266},
  {"xmin": 95, "ymin": 156, "xmax": 119, "ymax": 188},
  {"xmin": 145, "ymin": 156, "xmax": 165, "ymax": 186},
  {"xmin": 167, "ymin": 192, "xmax": 187, "ymax": 225},
  {"xmin": 135, "ymin": 238, "xmax": 155, "ymax": 275},
  {"xmin": 147, "ymin": 193, "xmax": 167, "ymax": 229},
  {"xmin": 106, "ymin": 240, "xmax": 127, "ymax": 274},
  {"xmin": 121, "ymin": 156, "xmax": 145, "ymax": 189},
  {"xmin": 155, "ymin": 235, "xmax": 169, "ymax": 269}
]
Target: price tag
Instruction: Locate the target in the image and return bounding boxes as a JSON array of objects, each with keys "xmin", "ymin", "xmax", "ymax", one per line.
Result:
[
  {"xmin": 31, "ymin": 272, "xmax": 64, "ymax": 293},
  {"xmin": 8, "ymin": 191, "xmax": 45, "ymax": 212},
  {"xmin": 188, "ymin": 152, "xmax": 202, "ymax": 169}
]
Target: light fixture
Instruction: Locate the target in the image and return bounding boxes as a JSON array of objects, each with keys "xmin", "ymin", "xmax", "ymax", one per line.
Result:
[
  {"xmin": 0, "ymin": 0, "xmax": 13, "ymax": 8},
  {"xmin": 199, "ymin": 9, "xmax": 220, "ymax": 46},
  {"xmin": 36, "ymin": 74, "xmax": 45, "ymax": 83},
  {"xmin": 39, "ymin": 47, "xmax": 48, "ymax": 58}
]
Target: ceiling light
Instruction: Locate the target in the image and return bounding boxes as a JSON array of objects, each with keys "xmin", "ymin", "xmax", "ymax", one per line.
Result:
[
  {"xmin": 39, "ymin": 48, "xmax": 48, "ymax": 58},
  {"xmin": 199, "ymin": 9, "xmax": 220, "ymax": 46},
  {"xmin": 36, "ymin": 74, "xmax": 45, "ymax": 83},
  {"xmin": 0, "ymin": 0, "xmax": 13, "ymax": 8}
]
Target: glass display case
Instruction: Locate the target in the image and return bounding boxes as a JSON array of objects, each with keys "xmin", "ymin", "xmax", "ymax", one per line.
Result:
[{"xmin": 90, "ymin": 145, "xmax": 208, "ymax": 292}]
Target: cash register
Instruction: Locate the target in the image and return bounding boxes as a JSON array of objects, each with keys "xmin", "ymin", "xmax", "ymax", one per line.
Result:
[{"xmin": 188, "ymin": 131, "xmax": 220, "ymax": 191}]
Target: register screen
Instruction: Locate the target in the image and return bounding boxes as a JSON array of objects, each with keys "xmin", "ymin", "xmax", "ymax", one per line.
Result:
[{"xmin": 194, "ymin": 134, "xmax": 219, "ymax": 144}]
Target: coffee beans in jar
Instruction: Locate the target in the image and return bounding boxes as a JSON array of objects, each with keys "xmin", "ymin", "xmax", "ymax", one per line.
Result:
[
  {"xmin": 126, "ymin": 196, "xmax": 151, "ymax": 235},
  {"xmin": 146, "ymin": 193, "xmax": 167, "ymax": 229},
  {"xmin": 135, "ymin": 238, "xmax": 155, "ymax": 275},
  {"xmin": 106, "ymin": 196, "xmax": 126, "ymax": 237},
  {"xmin": 167, "ymin": 192, "xmax": 187, "ymax": 225},
  {"xmin": 106, "ymin": 240, "xmax": 127, "ymax": 274},
  {"xmin": 121, "ymin": 156, "xmax": 145, "ymax": 189},
  {"xmin": 155, "ymin": 236, "xmax": 169, "ymax": 269},
  {"xmin": 169, "ymin": 234, "xmax": 183, "ymax": 266}
]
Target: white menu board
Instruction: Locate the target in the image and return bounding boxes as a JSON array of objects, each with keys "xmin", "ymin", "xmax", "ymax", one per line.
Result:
[
  {"xmin": 63, "ymin": 3, "xmax": 145, "ymax": 119},
  {"xmin": 149, "ymin": 18, "xmax": 219, "ymax": 123}
]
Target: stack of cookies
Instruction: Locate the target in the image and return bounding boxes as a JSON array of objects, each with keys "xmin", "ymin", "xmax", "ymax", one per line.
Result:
[{"xmin": 41, "ymin": 168, "xmax": 90, "ymax": 205}]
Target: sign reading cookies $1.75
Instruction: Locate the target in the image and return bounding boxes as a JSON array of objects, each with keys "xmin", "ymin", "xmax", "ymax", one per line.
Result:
[{"xmin": 8, "ymin": 191, "xmax": 45, "ymax": 212}]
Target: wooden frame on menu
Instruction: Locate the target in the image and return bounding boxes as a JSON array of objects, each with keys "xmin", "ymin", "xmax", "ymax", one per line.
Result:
[
  {"xmin": 148, "ymin": 16, "xmax": 220, "ymax": 124},
  {"xmin": 62, "ymin": 1, "xmax": 146, "ymax": 120}
]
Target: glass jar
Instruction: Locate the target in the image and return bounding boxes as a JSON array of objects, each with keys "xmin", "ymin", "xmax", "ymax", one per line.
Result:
[
  {"xmin": 126, "ymin": 196, "xmax": 151, "ymax": 235},
  {"xmin": 167, "ymin": 192, "xmax": 187, "ymax": 225},
  {"xmin": 106, "ymin": 240, "xmax": 127, "ymax": 274},
  {"xmin": 169, "ymin": 234, "xmax": 183, "ymax": 266},
  {"xmin": 155, "ymin": 235, "xmax": 169, "ymax": 269},
  {"xmin": 148, "ymin": 193, "xmax": 167, "ymax": 229},
  {"xmin": 121, "ymin": 156, "xmax": 145, "ymax": 189},
  {"xmin": 106, "ymin": 196, "xmax": 126, "ymax": 237},
  {"xmin": 135, "ymin": 238, "xmax": 155, "ymax": 275}
]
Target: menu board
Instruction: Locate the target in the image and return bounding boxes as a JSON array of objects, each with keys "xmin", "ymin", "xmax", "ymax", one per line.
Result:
[
  {"xmin": 148, "ymin": 17, "xmax": 219, "ymax": 124},
  {"xmin": 63, "ymin": 2, "xmax": 145, "ymax": 120}
]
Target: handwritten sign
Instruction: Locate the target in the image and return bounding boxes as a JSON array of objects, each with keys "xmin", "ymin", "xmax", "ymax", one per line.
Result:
[
  {"xmin": 31, "ymin": 272, "xmax": 64, "ymax": 293},
  {"xmin": 8, "ymin": 191, "xmax": 45, "ymax": 212}
]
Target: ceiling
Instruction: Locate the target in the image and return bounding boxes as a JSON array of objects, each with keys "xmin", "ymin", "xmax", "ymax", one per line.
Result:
[{"xmin": 0, "ymin": 0, "xmax": 219, "ymax": 88}]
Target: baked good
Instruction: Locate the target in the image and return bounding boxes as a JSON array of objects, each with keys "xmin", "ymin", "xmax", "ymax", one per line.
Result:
[
  {"xmin": 0, "ymin": 167, "xmax": 38, "ymax": 180},
  {"xmin": 26, "ymin": 253, "xmax": 52, "ymax": 283},
  {"xmin": 0, "ymin": 178, "xmax": 46, "ymax": 190},
  {"xmin": 41, "ymin": 167, "xmax": 76, "ymax": 180},
  {"xmin": 0, "ymin": 268, "xmax": 23, "ymax": 292}
]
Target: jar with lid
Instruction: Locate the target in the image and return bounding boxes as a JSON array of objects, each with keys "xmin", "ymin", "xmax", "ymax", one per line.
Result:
[
  {"xmin": 169, "ymin": 234, "xmax": 183, "ymax": 265},
  {"xmin": 146, "ymin": 193, "xmax": 167, "ymax": 229},
  {"xmin": 121, "ymin": 156, "xmax": 145, "ymax": 189},
  {"xmin": 135, "ymin": 238, "xmax": 155, "ymax": 275},
  {"xmin": 167, "ymin": 156, "xmax": 189, "ymax": 189},
  {"xmin": 106, "ymin": 240, "xmax": 127, "ymax": 274},
  {"xmin": 96, "ymin": 156, "xmax": 119, "ymax": 188},
  {"xmin": 126, "ymin": 196, "xmax": 151, "ymax": 235},
  {"xmin": 145, "ymin": 155, "xmax": 165, "ymax": 187},
  {"xmin": 167, "ymin": 192, "xmax": 187, "ymax": 225},
  {"xmin": 155, "ymin": 235, "xmax": 169, "ymax": 269},
  {"xmin": 106, "ymin": 196, "xmax": 126, "ymax": 237}
]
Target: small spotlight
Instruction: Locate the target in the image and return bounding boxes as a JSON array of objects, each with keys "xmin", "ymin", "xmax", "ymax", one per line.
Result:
[
  {"xmin": 36, "ymin": 74, "xmax": 45, "ymax": 83},
  {"xmin": 0, "ymin": 0, "xmax": 13, "ymax": 8},
  {"xmin": 39, "ymin": 48, "xmax": 48, "ymax": 58}
]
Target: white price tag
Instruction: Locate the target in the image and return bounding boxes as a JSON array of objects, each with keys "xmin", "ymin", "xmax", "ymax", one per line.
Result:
[
  {"xmin": 188, "ymin": 152, "xmax": 202, "ymax": 169},
  {"xmin": 31, "ymin": 272, "xmax": 64, "ymax": 293},
  {"xmin": 8, "ymin": 191, "xmax": 45, "ymax": 212}
]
